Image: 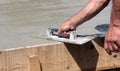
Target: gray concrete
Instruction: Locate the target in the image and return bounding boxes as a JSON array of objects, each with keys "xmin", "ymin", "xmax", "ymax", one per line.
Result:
[{"xmin": 0, "ymin": 0, "xmax": 112, "ymax": 50}]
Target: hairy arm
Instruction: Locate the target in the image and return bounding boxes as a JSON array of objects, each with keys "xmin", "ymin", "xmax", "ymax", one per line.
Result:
[
  {"xmin": 68, "ymin": 0, "xmax": 110, "ymax": 28},
  {"xmin": 58, "ymin": 0, "xmax": 110, "ymax": 36}
]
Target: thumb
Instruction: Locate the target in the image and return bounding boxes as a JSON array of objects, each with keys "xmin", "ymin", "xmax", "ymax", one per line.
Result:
[{"xmin": 57, "ymin": 28, "xmax": 63, "ymax": 34}]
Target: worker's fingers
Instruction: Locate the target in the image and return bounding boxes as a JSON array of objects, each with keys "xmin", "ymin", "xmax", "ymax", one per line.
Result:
[
  {"xmin": 58, "ymin": 32, "xmax": 69, "ymax": 37},
  {"xmin": 115, "ymin": 41, "xmax": 120, "ymax": 49},
  {"xmin": 111, "ymin": 42, "xmax": 120, "ymax": 53},
  {"xmin": 63, "ymin": 31, "xmax": 70, "ymax": 37},
  {"xmin": 108, "ymin": 42, "xmax": 114, "ymax": 52},
  {"xmin": 104, "ymin": 41, "xmax": 112, "ymax": 55},
  {"xmin": 57, "ymin": 29, "xmax": 69, "ymax": 37},
  {"xmin": 114, "ymin": 41, "xmax": 120, "ymax": 52},
  {"xmin": 57, "ymin": 28, "xmax": 63, "ymax": 34}
]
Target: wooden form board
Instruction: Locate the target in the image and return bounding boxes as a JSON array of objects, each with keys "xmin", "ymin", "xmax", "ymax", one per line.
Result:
[{"xmin": 0, "ymin": 38, "xmax": 120, "ymax": 71}]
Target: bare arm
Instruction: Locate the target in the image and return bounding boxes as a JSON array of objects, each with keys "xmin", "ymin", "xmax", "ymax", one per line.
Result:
[
  {"xmin": 68, "ymin": 0, "xmax": 110, "ymax": 28},
  {"xmin": 58, "ymin": 0, "xmax": 110, "ymax": 35}
]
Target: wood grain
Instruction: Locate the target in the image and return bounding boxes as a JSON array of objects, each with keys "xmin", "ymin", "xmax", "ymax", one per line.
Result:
[
  {"xmin": 0, "ymin": 38, "xmax": 120, "ymax": 71},
  {"xmin": 28, "ymin": 55, "xmax": 41, "ymax": 71}
]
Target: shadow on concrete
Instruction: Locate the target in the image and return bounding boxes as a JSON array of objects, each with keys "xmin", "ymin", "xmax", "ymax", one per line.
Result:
[{"xmin": 95, "ymin": 24, "xmax": 109, "ymax": 33}]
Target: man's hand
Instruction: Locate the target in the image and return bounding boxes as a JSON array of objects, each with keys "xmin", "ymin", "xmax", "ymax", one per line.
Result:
[
  {"xmin": 57, "ymin": 0, "xmax": 110, "ymax": 38},
  {"xmin": 104, "ymin": 27, "xmax": 120, "ymax": 55},
  {"xmin": 57, "ymin": 21, "xmax": 76, "ymax": 37}
]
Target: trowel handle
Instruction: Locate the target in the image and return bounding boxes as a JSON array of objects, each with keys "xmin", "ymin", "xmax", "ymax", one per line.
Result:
[
  {"xmin": 69, "ymin": 31, "xmax": 76, "ymax": 40},
  {"xmin": 47, "ymin": 28, "xmax": 76, "ymax": 39},
  {"xmin": 47, "ymin": 28, "xmax": 60, "ymax": 36}
]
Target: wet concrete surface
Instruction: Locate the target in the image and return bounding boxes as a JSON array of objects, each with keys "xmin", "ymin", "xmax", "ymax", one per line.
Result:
[{"xmin": 0, "ymin": 0, "xmax": 112, "ymax": 50}]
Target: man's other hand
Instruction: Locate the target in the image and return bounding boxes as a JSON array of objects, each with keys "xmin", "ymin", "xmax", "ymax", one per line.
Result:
[{"xmin": 104, "ymin": 27, "xmax": 120, "ymax": 55}]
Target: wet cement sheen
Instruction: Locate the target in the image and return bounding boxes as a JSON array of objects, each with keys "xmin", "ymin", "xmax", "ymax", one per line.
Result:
[{"xmin": 0, "ymin": 0, "xmax": 112, "ymax": 50}]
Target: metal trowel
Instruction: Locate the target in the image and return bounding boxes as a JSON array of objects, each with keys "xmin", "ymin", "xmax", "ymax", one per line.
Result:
[
  {"xmin": 41, "ymin": 24, "xmax": 109, "ymax": 45},
  {"xmin": 44, "ymin": 28, "xmax": 105, "ymax": 45}
]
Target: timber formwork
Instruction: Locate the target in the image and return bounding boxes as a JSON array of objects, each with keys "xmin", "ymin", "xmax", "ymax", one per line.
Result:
[{"xmin": 0, "ymin": 38, "xmax": 120, "ymax": 71}]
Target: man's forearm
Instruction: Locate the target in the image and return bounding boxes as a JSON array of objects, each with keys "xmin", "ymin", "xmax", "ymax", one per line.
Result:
[{"xmin": 68, "ymin": 0, "xmax": 110, "ymax": 28}]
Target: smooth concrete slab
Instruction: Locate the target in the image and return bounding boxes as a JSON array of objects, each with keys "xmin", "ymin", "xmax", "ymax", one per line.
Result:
[{"xmin": 0, "ymin": 0, "xmax": 112, "ymax": 50}]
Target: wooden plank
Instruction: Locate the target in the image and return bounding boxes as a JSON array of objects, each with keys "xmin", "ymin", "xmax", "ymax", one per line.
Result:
[
  {"xmin": 0, "ymin": 48, "xmax": 30, "ymax": 71},
  {"xmin": 92, "ymin": 38, "xmax": 120, "ymax": 70},
  {"xmin": 0, "ymin": 38, "xmax": 120, "ymax": 71},
  {"xmin": 37, "ymin": 43, "xmax": 80, "ymax": 71},
  {"xmin": 0, "ymin": 46, "xmax": 38, "ymax": 71},
  {"xmin": 28, "ymin": 55, "xmax": 41, "ymax": 71}
]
